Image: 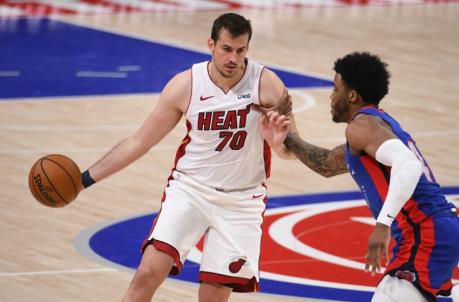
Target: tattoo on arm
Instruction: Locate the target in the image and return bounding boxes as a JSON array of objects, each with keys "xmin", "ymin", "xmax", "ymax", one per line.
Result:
[{"xmin": 284, "ymin": 132, "xmax": 348, "ymax": 177}]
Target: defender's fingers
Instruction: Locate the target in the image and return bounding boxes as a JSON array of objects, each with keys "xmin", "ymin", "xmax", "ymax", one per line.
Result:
[
  {"xmin": 269, "ymin": 111, "xmax": 279, "ymax": 123},
  {"xmin": 261, "ymin": 114, "xmax": 268, "ymax": 126},
  {"xmin": 382, "ymin": 247, "xmax": 389, "ymax": 266},
  {"xmin": 365, "ymin": 260, "xmax": 370, "ymax": 272},
  {"xmin": 281, "ymin": 120, "xmax": 291, "ymax": 131},
  {"xmin": 275, "ymin": 115, "xmax": 289, "ymax": 126}
]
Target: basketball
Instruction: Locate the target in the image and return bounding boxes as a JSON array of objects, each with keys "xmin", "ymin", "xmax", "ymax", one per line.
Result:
[{"xmin": 28, "ymin": 154, "xmax": 82, "ymax": 208}]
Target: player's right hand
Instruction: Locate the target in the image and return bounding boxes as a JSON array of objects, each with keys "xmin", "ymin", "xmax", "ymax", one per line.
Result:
[{"xmin": 365, "ymin": 222, "xmax": 391, "ymax": 276}]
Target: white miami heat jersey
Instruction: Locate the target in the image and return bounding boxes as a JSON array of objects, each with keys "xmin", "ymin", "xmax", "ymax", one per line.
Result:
[{"xmin": 174, "ymin": 59, "xmax": 271, "ymax": 190}]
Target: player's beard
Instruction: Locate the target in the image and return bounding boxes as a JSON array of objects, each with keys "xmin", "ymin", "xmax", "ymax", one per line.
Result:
[{"xmin": 332, "ymin": 100, "xmax": 350, "ymax": 123}]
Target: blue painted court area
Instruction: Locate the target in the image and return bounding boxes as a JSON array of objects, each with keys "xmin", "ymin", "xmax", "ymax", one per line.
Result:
[
  {"xmin": 0, "ymin": 18, "xmax": 332, "ymax": 100},
  {"xmin": 89, "ymin": 191, "xmax": 374, "ymax": 302},
  {"xmin": 86, "ymin": 188, "xmax": 459, "ymax": 302}
]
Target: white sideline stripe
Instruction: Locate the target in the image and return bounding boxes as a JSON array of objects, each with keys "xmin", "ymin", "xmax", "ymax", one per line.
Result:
[
  {"xmin": 117, "ymin": 65, "xmax": 141, "ymax": 72},
  {"xmin": 76, "ymin": 71, "xmax": 127, "ymax": 78},
  {"xmin": 0, "ymin": 6, "xmax": 23, "ymax": 16},
  {"xmin": 0, "ymin": 268, "xmax": 116, "ymax": 277},
  {"xmin": 34, "ymin": 0, "xmax": 112, "ymax": 13},
  {"xmin": 0, "ymin": 70, "xmax": 20, "ymax": 77},
  {"xmin": 103, "ymin": 0, "xmax": 179, "ymax": 10},
  {"xmin": 166, "ymin": 0, "xmax": 227, "ymax": 9}
]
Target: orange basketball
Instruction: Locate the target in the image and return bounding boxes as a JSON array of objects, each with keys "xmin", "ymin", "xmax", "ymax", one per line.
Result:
[{"xmin": 28, "ymin": 154, "xmax": 82, "ymax": 208}]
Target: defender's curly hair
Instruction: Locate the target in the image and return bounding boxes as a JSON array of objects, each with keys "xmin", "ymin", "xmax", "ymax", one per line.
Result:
[{"xmin": 334, "ymin": 52, "xmax": 390, "ymax": 105}]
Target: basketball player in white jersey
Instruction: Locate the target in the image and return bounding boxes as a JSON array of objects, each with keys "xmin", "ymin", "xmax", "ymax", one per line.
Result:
[{"xmin": 79, "ymin": 13, "xmax": 291, "ymax": 302}]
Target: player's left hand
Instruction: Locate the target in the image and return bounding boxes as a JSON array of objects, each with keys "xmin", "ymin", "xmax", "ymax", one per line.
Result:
[{"xmin": 365, "ymin": 222, "xmax": 391, "ymax": 276}]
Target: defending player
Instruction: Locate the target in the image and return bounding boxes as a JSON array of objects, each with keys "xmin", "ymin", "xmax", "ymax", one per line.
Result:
[{"xmin": 262, "ymin": 52, "xmax": 459, "ymax": 302}]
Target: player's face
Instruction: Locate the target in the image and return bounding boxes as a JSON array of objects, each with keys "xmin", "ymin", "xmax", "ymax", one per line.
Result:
[
  {"xmin": 208, "ymin": 29, "xmax": 249, "ymax": 78},
  {"xmin": 330, "ymin": 73, "xmax": 352, "ymax": 123}
]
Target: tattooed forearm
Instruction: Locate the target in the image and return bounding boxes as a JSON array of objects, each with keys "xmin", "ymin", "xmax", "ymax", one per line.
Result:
[{"xmin": 284, "ymin": 132, "xmax": 348, "ymax": 177}]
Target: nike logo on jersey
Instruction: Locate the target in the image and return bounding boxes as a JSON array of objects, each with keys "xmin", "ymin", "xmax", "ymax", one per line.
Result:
[
  {"xmin": 200, "ymin": 95, "xmax": 214, "ymax": 101},
  {"xmin": 387, "ymin": 214, "xmax": 395, "ymax": 219},
  {"xmin": 252, "ymin": 194, "xmax": 264, "ymax": 198}
]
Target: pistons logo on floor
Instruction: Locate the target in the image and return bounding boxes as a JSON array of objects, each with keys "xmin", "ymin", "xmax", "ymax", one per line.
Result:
[{"xmin": 76, "ymin": 188, "xmax": 459, "ymax": 302}]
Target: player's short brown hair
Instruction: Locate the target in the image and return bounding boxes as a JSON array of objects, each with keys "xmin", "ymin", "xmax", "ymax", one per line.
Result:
[{"xmin": 211, "ymin": 13, "xmax": 252, "ymax": 43}]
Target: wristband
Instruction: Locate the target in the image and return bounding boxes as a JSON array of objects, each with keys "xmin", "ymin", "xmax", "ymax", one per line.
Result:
[{"xmin": 82, "ymin": 170, "xmax": 96, "ymax": 188}]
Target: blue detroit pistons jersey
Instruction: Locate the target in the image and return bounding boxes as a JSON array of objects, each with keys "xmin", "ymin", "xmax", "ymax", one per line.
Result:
[{"xmin": 345, "ymin": 106, "xmax": 454, "ymax": 231}]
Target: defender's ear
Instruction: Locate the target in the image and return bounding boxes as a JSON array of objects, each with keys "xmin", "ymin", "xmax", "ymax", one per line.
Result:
[{"xmin": 349, "ymin": 89, "xmax": 362, "ymax": 104}]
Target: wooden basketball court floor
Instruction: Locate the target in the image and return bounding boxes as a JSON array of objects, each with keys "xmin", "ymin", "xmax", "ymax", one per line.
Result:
[{"xmin": 1, "ymin": 1, "xmax": 458, "ymax": 301}]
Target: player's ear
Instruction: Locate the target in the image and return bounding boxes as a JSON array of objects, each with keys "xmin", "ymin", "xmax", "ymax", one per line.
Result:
[
  {"xmin": 208, "ymin": 38, "xmax": 215, "ymax": 52},
  {"xmin": 349, "ymin": 89, "xmax": 361, "ymax": 104}
]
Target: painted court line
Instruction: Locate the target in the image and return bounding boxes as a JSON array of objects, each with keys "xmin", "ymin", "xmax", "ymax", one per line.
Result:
[
  {"xmin": 0, "ymin": 70, "xmax": 21, "ymax": 77},
  {"xmin": 0, "ymin": 268, "xmax": 116, "ymax": 277},
  {"xmin": 75, "ymin": 71, "xmax": 128, "ymax": 78},
  {"xmin": 118, "ymin": 65, "xmax": 141, "ymax": 72}
]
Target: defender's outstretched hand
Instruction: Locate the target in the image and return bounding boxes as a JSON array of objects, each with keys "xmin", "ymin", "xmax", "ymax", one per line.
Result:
[{"xmin": 261, "ymin": 111, "xmax": 290, "ymax": 148}]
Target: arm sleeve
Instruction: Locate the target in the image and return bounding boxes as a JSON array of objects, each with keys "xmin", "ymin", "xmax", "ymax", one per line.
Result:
[{"xmin": 375, "ymin": 139, "xmax": 423, "ymax": 226}]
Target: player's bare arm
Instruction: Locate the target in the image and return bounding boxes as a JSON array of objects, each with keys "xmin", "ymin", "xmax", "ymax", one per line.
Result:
[
  {"xmin": 255, "ymin": 90, "xmax": 292, "ymax": 116},
  {"xmin": 346, "ymin": 114, "xmax": 423, "ymax": 276},
  {"xmin": 259, "ymin": 68, "xmax": 288, "ymax": 109},
  {"xmin": 255, "ymin": 83, "xmax": 293, "ymax": 159},
  {"xmin": 284, "ymin": 132, "xmax": 348, "ymax": 177},
  {"xmin": 257, "ymin": 68, "xmax": 298, "ymax": 160},
  {"xmin": 87, "ymin": 70, "xmax": 191, "ymax": 183}
]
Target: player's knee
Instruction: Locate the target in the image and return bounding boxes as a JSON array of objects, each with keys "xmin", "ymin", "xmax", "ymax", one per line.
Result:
[
  {"xmin": 198, "ymin": 282, "xmax": 232, "ymax": 302},
  {"xmin": 131, "ymin": 267, "xmax": 154, "ymax": 288},
  {"xmin": 132, "ymin": 250, "xmax": 173, "ymax": 291},
  {"xmin": 130, "ymin": 265, "xmax": 164, "ymax": 291}
]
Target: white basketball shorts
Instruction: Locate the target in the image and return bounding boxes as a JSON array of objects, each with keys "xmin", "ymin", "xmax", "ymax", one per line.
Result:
[
  {"xmin": 372, "ymin": 275, "xmax": 428, "ymax": 302},
  {"xmin": 143, "ymin": 170, "xmax": 267, "ymax": 292}
]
